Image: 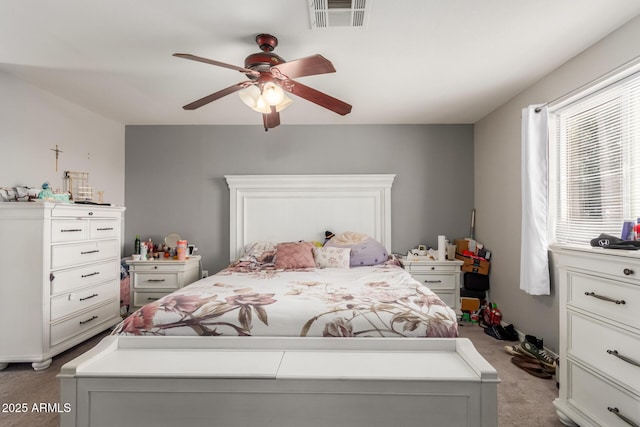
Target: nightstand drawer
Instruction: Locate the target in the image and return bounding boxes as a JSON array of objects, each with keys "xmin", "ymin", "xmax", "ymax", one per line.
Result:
[
  {"xmin": 411, "ymin": 273, "xmax": 456, "ymax": 290},
  {"xmin": 132, "ymin": 272, "xmax": 179, "ymax": 289},
  {"xmin": 133, "ymin": 291, "xmax": 170, "ymax": 307},
  {"xmin": 50, "ymin": 280, "xmax": 118, "ymax": 321},
  {"xmin": 408, "ymin": 264, "xmax": 460, "ymax": 274},
  {"xmin": 434, "ymin": 291, "xmax": 455, "ymax": 307}
]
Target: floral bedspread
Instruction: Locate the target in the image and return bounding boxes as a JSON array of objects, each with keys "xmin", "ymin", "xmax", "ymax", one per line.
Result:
[{"xmin": 114, "ymin": 262, "xmax": 459, "ymax": 338}]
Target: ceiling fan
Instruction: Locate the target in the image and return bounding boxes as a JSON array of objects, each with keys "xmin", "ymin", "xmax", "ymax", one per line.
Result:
[{"xmin": 173, "ymin": 34, "xmax": 352, "ymax": 131}]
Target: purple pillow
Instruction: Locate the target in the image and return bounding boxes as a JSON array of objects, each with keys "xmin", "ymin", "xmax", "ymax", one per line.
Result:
[{"xmin": 325, "ymin": 232, "xmax": 388, "ymax": 267}]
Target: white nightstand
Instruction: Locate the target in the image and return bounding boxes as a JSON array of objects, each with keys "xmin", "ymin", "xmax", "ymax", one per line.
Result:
[
  {"xmin": 402, "ymin": 258, "xmax": 463, "ymax": 314},
  {"xmin": 126, "ymin": 255, "xmax": 201, "ymax": 310}
]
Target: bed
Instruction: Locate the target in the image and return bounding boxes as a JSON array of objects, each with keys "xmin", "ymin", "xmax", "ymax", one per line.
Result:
[{"xmin": 59, "ymin": 174, "xmax": 498, "ymax": 427}]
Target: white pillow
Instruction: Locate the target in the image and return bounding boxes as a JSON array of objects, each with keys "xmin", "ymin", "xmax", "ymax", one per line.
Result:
[{"xmin": 313, "ymin": 247, "xmax": 351, "ymax": 269}]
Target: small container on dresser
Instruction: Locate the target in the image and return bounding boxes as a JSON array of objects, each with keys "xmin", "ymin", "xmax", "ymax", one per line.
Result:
[
  {"xmin": 127, "ymin": 255, "xmax": 201, "ymax": 310},
  {"xmin": 402, "ymin": 258, "xmax": 463, "ymax": 314},
  {"xmin": 553, "ymin": 246, "xmax": 640, "ymax": 427},
  {"xmin": 0, "ymin": 202, "xmax": 125, "ymax": 371}
]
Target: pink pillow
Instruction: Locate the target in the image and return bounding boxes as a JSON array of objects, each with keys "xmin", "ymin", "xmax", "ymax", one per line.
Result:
[{"xmin": 275, "ymin": 242, "xmax": 316, "ymax": 269}]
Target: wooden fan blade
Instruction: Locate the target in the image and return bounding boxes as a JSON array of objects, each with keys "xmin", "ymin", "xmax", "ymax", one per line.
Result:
[
  {"xmin": 182, "ymin": 83, "xmax": 249, "ymax": 110},
  {"xmin": 271, "ymin": 54, "xmax": 336, "ymax": 79},
  {"xmin": 282, "ymin": 80, "xmax": 352, "ymax": 115},
  {"xmin": 262, "ymin": 107, "xmax": 280, "ymax": 130},
  {"xmin": 173, "ymin": 53, "xmax": 259, "ymax": 77}
]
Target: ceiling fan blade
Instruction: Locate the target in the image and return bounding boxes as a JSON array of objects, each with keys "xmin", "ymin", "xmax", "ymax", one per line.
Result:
[
  {"xmin": 182, "ymin": 82, "xmax": 249, "ymax": 110},
  {"xmin": 262, "ymin": 107, "xmax": 280, "ymax": 130},
  {"xmin": 173, "ymin": 53, "xmax": 259, "ymax": 77},
  {"xmin": 282, "ymin": 80, "xmax": 352, "ymax": 116},
  {"xmin": 271, "ymin": 54, "xmax": 336, "ymax": 79}
]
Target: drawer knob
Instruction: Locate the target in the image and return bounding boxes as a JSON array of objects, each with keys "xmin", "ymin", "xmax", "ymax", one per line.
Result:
[
  {"xmin": 623, "ymin": 268, "xmax": 634, "ymax": 276},
  {"xmin": 607, "ymin": 407, "xmax": 639, "ymax": 427},
  {"xmin": 584, "ymin": 291, "xmax": 626, "ymax": 305}
]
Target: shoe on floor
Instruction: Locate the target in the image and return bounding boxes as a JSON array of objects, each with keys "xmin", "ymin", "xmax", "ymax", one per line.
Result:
[
  {"xmin": 511, "ymin": 356, "xmax": 553, "ymax": 379},
  {"xmin": 503, "ymin": 324, "xmax": 519, "ymax": 341},
  {"xmin": 519, "ymin": 341, "xmax": 556, "ymax": 369},
  {"xmin": 525, "ymin": 334, "xmax": 544, "ymax": 349},
  {"xmin": 484, "ymin": 325, "xmax": 507, "ymax": 340},
  {"xmin": 504, "ymin": 345, "xmax": 528, "ymax": 357}
]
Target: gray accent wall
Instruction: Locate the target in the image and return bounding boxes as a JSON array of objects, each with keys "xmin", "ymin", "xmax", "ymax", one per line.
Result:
[{"xmin": 125, "ymin": 124, "xmax": 474, "ymax": 273}]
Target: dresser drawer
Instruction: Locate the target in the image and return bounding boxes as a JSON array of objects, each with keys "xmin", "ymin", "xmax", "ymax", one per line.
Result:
[
  {"xmin": 133, "ymin": 291, "xmax": 170, "ymax": 307},
  {"xmin": 90, "ymin": 219, "xmax": 120, "ymax": 239},
  {"xmin": 568, "ymin": 312, "xmax": 640, "ymax": 393},
  {"xmin": 50, "ymin": 300, "xmax": 118, "ymax": 347},
  {"xmin": 132, "ymin": 272, "xmax": 179, "ymax": 289},
  {"xmin": 561, "ymin": 251, "xmax": 640, "ymax": 283},
  {"xmin": 567, "ymin": 272, "xmax": 639, "ymax": 329},
  {"xmin": 51, "ymin": 219, "xmax": 88, "ymax": 242},
  {"xmin": 50, "ymin": 280, "xmax": 118, "ymax": 321},
  {"xmin": 51, "ymin": 205, "xmax": 122, "ymax": 219},
  {"xmin": 568, "ymin": 361, "xmax": 640, "ymax": 427},
  {"xmin": 51, "ymin": 261, "xmax": 119, "ymax": 295},
  {"xmin": 51, "ymin": 239, "xmax": 119, "ymax": 269},
  {"xmin": 410, "ymin": 273, "xmax": 455, "ymax": 290}
]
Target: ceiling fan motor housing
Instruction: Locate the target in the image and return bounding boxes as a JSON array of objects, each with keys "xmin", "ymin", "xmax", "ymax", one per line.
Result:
[{"xmin": 244, "ymin": 34, "xmax": 285, "ymax": 77}]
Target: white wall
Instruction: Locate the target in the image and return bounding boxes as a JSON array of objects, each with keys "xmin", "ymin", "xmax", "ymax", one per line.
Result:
[
  {"xmin": 474, "ymin": 15, "xmax": 640, "ymax": 352},
  {"xmin": 0, "ymin": 71, "xmax": 125, "ymax": 206}
]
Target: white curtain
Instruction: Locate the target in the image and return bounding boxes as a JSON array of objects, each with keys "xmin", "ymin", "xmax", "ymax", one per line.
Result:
[{"xmin": 520, "ymin": 105, "xmax": 550, "ymax": 295}]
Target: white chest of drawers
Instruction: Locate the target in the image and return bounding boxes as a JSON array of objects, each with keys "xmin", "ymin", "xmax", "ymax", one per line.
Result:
[
  {"xmin": 0, "ymin": 202, "xmax": 125, "ymax": 371},
  {"xmin": 402, "ymin": 258, "xmax": 463, "ymax": 314},
  {"xmin": 553, "ymin": 246, "xmax": 640, "ymax": 427},
  {"xmin": 127, "ymin": 255, "xmax": 201, "ymax": 310}
]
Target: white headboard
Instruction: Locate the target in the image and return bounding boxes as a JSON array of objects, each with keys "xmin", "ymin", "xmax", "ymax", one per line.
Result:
[{"xmin": 225, "ymin": 174, "xmax": 395, "ymax": 262}]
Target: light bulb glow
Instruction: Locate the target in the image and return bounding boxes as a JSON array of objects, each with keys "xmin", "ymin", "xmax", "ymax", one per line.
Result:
[{"xmin": 262, "ymin": 82, "xmax": 284, "ymax": 106}]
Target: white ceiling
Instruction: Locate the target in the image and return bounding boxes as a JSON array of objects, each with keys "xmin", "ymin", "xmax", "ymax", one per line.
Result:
[{"xmin": 2, "ymin": 0, "xmax": 640, "ymax": 126}]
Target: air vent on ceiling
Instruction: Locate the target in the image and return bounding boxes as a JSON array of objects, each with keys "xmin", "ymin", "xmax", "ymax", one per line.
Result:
[{"xmin": 309, "ymin": 0, "xmax": 370, "ymax": 29}]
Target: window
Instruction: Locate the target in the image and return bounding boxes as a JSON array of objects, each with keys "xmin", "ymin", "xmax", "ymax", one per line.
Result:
[{"xmin": 549, "ymin": 71, "xmax": 640, "ymax": 245}]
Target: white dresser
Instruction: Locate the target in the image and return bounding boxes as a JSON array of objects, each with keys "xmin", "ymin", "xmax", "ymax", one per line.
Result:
[
  {"xmin": 402, "ymin": 258, "xmax": 463, "ymax": 314},
  {"xmin": 127, "ymin": 255, "xmax": 201, "ymax": 310},
  {"xmin": 0, "ymin": 202, "xmax": 125, "ymax": 371},
  {"xmin": 553, "ymin": 246, "xmax": 640, "ymax": 427}
]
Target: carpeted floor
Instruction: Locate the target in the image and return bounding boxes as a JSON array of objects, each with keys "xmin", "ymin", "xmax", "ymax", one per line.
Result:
[{"xmin": 0, "ymin": 324, "xmax": 564, "ymax": 427}]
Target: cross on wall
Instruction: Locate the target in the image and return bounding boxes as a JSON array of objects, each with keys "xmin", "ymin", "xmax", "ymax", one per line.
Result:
[{"xmin": 50, "ymin": 144, "xmax": 63, "ymax": 171}]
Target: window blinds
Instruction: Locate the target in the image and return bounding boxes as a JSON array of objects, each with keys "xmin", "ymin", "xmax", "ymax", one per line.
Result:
[{"xmin": 550, "ymin": 71, "xmax": 640, "ymax": 244}]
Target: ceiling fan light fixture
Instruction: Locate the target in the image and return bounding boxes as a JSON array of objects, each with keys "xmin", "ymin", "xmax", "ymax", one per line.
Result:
[
  {"xmin": 239, "ymin": 84, "xmax": 292, "ymax": 114},
  {"xmin": 274, "ymin": 94, "xmax": 293, "ymax": 112},
  {"xmin": 239, "ymin": 85, "xmax": 265, "ymax": 112},
  {"xmin": 262, "ymin": 82, "xmax": 285, "ymax": 106}
]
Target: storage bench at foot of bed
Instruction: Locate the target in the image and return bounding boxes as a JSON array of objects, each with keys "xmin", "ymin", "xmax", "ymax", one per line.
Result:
[{"xmin": 59, "ymin": 336, "xmax": 499, "ymax": 427}]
